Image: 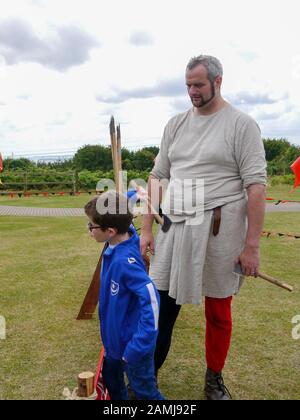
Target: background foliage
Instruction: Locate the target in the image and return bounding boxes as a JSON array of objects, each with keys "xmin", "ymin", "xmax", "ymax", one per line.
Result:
[{"xmin": 1, "ymin": 140, "xmax": 299, "ymax": 192}]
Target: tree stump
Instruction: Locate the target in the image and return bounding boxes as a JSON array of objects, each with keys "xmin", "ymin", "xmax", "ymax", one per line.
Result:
[{"xmin": 78, "ymin": 372, "xmax": 95, "ymax": 398}]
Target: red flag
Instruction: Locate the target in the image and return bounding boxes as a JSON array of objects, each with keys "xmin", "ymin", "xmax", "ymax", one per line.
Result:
[
  {"xmin": 94, "ymin": 347, "xmax": 110, "ymax": 400},
  {"xmin": 291, "ymin": 156, "xmax": 300, "ymax": 189},
  {"xmin": 0, "ymin": 153, "xmax": 3, "ymax": 172}
]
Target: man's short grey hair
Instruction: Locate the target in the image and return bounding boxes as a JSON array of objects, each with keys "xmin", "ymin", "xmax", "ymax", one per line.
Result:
[{"xmin": 186, "ymin": 55, "xmax": 223, "ymax": 82}]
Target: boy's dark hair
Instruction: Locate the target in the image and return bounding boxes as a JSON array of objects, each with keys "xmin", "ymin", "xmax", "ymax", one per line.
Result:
[{"xmin": 84, "ymin": 191, "xmax": 133, "ymax": 234}]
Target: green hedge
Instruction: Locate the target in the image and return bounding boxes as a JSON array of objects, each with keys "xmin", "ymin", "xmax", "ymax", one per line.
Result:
[
  {"xmin": 0, "ymin": 169, "xmax": 151, "ymax": 192},
  {"xmin": 78, "ymin": 170, "xmax": 150, "ymax": 189},
  {"xmin": 1, "ymin": 170, "xmax": 295, "ymax": 192},
  {"xmin": 269, "ymin": 175, "xmax": 295, "ymax": 186},
  {"xmin": 0, "ymin": 170, "xmax": 74, "ymax": 192}
]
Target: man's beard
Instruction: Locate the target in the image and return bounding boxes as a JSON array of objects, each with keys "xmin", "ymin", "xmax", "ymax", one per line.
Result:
[{"xmin": 192, "ymin": 81, "xmax": 215, "ymax": 108}]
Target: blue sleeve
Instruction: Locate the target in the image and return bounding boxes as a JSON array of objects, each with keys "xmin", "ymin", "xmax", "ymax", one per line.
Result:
[
  {"xmin": 121, "ymin": 259, "xmax": 160, "ymax": 364},
  {"xmin": 127, "ymin": 189, "xmax": 138, "ymax": 199}
]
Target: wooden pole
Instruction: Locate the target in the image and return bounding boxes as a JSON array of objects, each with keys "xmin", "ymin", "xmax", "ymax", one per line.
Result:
[
  {"xmin": 72, "ymin": 170, "xmax": 77, "ymax": 195},
  {"xmin": 117, "ymin": 123, "xmax": 123, "ymax": 193},
  {"xmin": 24, "ymin": 172, "xmax": 28, "ymax": 193},
  {"xmin": 234, "ymin": 264, "xmax": 294, "ymax": 293},
  {"xmin": 76, "ymin": 248, "xmax": 105, "ymax": 320},
  {"xmin": 257, "ymin": 271, "xmax": 293, "ymax": 292},
  {"xmin": 76, "ymin": 121, "xmax": 125, "ymax": 321},
  {"xmin": 110, "ymin": 116, "xmax": 119, "ymax": 193},
  {"xmin": 130, "ymin": 180, "xmax": 164, "ymax": 225}
]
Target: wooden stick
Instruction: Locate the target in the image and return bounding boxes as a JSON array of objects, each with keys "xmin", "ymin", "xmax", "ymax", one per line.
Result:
[
  {"xmin": 76, "ymin": 248, "xmax": 105, "ymax": 320},
  {"xmin": 130, "ymin": 180, "xmax": 164, "ymax": 225},
  {"xmin": 117, "ymin": 124, "xmax": 122, "ymax": 172},
  {"xmin": 257, "ymin": 271, "xmax": 294, "ymax": 292},
  {"xmin": 116, "ymin": 123, "xmax": 123, "ymax": 193},
  {"xmin": 234, "ymin": 263, "xmax": 294, "ymax": 293},
  {"xmin": 109, "ymin": 116, "xmax": 119, "ymax": 192}
]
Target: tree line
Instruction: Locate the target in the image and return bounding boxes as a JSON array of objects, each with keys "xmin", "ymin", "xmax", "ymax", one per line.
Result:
[
  {"xmin": 2, "ymin": 139, "xmax": 300, "ymax": 175},
  {"xmin": 2, "ymin": 146, "xmax": 159, "ymax": 173},
  {"xmin": 263, "ymin": 138, "xmax": 300, "ymax": 175}
]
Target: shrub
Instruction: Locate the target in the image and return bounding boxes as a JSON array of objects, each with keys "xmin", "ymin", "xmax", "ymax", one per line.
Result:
[{"xmin": 270, "ymin": 175, "xmax": 294, "ymax": 186}]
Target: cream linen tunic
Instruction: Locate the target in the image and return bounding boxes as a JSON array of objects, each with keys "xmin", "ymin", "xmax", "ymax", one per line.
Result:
[{"xmin": 149, "ymin": 104, "xmax": 267, "ymax": 304}]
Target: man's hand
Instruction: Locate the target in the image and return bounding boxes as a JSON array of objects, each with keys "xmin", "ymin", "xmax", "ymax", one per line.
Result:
[
  {"xmin": 236, "ymin": 245, "xmax": 260, "ymax": 277},
  {"xmin": 140, "ymin": 230, "xmax": 155, "ymax": 257},
  {"xmin": 237, "ymin": 184, "xmax": 265, "ymax": 277},
  {"xmin": 140, "ymin": 175, "xmax": 160, "ymax": 257}
]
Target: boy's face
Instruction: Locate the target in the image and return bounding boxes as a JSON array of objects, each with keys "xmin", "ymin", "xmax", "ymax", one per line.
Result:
[{"xmin": 88, "ymin": 220, "xmax": 115, "ymax": 243}]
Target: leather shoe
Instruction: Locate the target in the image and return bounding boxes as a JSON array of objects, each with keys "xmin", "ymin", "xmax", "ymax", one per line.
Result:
[{"xmin": 204, "ymin": 368, "xmax": 232, "ymax": 400}]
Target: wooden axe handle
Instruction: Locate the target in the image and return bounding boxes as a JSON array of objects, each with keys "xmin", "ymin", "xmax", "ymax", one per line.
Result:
[
  {"xmin": 145, "ymin": 198, "xmax": 164, "ymax": 226},
  {"xmin": 257, "ymin": 271, "xmax": 293, "ymax": 292},
  {"xmin": 130, "ymin": 181, "xmax": 164, "ymax": 225}
]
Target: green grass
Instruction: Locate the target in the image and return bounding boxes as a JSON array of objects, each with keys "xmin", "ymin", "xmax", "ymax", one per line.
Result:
[
  {"xmin": 0, "ymin": 213, "xmax": 300, "ymax": 400},
  {"xmin": 266, "ymin": 184, "xmax": 300, "ymax": 201},
  {"xmin": 159, "ymin": 212, "xmax": 300, "ymax": 400},
  {"xmin": 0, "ymin": 193, "xmax": 95, "ymax": 208},
  {"xmin": 0, "ymin": 216, "xmax": 102, "ymax": 400},
  {"xmin": 1, "ymin": 184, "xmax": 300, "ymax": 208},
  {"xmin": 263, "ymin": 212, "xmax": 300, "ymax": 235}
]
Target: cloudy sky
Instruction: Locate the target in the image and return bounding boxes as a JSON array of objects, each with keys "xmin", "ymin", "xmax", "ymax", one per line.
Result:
[{"xmin": 1, "ymin": 0, "xmax": 300, "ymax": 158}]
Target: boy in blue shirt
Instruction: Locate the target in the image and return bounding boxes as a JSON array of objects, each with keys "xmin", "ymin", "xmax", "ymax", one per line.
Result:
[{"xmin": 84, "ymin": 191, "xmax": 164, "ymax": 400}]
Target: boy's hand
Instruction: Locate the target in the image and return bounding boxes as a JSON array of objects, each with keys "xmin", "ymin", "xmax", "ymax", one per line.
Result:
[{"xmin": 140, "ymin": 231, "xmax": 155, "ymax": 257}]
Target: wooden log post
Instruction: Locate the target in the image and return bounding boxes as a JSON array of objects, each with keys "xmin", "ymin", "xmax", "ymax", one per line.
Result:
[
  {"xmin": 24, "ymin": 172, "xmax": 28, "ymax": 193},
  {"xmin": 78, "ymin": 371, "xmax": 95, "ymax": 398},
  {"xmin": 73, "ymin": 170, "xmax": 79, "ymax": 195}
]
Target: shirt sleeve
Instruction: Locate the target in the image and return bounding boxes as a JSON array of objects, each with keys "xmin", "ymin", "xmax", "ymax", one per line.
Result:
[
  {"xmin": 121, "ymin": 259, "xmax": 160, "ymax": 364},
  {"xmin": 150, "ymin": 123, "xmax": 172, "ymax": 180},
  {"xmin": 235, "ymin": 116, "xmax": 267, "ymax": 189}
]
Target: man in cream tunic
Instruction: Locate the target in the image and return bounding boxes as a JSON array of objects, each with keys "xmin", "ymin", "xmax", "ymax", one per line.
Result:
[{"xmin": 141, "ymin": 55, "xmax": 267, "ymax": 400}]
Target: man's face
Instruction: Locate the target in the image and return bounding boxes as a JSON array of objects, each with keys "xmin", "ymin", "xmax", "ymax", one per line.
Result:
[{"xmin": 186, "ymin": 64, "xmax": 219, "ymax": 108}]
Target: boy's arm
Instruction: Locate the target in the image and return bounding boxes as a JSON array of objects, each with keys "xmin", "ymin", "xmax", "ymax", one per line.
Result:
[{"xmin": 122, "ymin": 260, "xmax": 159, "ymax": 365}]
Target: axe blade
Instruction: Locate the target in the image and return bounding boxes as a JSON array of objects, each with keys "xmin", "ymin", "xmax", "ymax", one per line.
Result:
[
  {"xmin": 161, "ymin": 215, "xmax": 172, "ymax": 233},
  {"xmin": 233, "ymin": 263, "xmax": 243, "ymax": 276}
]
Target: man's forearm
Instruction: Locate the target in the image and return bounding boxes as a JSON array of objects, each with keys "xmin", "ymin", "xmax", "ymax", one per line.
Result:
[
  {"xmin": 141, "ymin": 175, "xmax": 161, "ymax": 232},
  {"xmin": 245, "ymin": 184, "xmax": 266, "ymax": 248}
]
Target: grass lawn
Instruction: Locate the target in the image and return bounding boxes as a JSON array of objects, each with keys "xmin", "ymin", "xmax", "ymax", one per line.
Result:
[
  {"xmin": 0, "ymin": 216, "xmax": 101, "ymax": 400},
  {"xmin": 160, "ymin": 211, "xmax": 300, "ymax": 400},
  {"xmin": 1, "ymin": 184, "xmax": 300, "ymax": 209},
  {"xmin": 0, "ymin": 212, "xmax": 300, "ymax": 400},
  {"xmin": 263, "ymin": 212, "xmax": 300, "ymax": 236},
  {"xmin": 266, "ymin": 184, "xmax": 300, "ymax": 201},
  {"xmin": 0, "ymin": 193, "xmax": 94, "ymax": 208}
]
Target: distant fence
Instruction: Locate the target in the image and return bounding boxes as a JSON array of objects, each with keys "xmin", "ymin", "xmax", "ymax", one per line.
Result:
[{"xmin": 0, "ymin": 170, "xmax": 80, "ymax": 195}]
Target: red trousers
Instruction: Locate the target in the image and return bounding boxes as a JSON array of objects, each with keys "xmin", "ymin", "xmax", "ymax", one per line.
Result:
[
  {"xmin": 205, "ymin": 296, "xmax": 233, "ymax": 373},
  {"xmin": 155, "ymin": 291, "xmax": 233, "ymax": 373}
]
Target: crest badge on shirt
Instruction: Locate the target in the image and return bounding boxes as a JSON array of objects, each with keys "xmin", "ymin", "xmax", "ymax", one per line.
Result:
[{"xmin": 111, "ymin": 280, "xmax": 119, "ymax": 296}]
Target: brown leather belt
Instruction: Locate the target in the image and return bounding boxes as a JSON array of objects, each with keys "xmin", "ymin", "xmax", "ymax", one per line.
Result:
[{"xmin": 212, "ymin": 206, "xmax": 222, "ymax": 236}]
